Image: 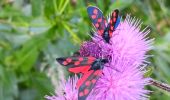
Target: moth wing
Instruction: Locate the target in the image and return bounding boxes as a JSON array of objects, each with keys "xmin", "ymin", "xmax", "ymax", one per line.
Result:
[
  {"xmin": 77, "ymin": 70, "xmax": 102, "ymax": 100},
  {"xmin": 56, "ymin": 56, "xmax": 95, "ymax": 73},
  {"xmin": 108, "ymin": 9, "xmax": 120, "ymax": 37},
  {"xmin": 87, "ymin": 6, "xmax": 107, "ymax": 36}
]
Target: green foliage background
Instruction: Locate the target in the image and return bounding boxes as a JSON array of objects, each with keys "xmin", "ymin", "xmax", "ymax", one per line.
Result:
[{"xmin": 0, "ymin": 0, "xmax": 170, "ymax": 100}]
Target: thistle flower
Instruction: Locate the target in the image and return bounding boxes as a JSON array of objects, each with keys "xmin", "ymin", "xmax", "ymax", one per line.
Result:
[
  {"xmin": 80, "ymin": 15, "xmax": 153, "ymax": 100},
  {"xmin": 80, "ymin": 15, "xmax": 153, "ymax": 68},
  {"xmin": 45, "ymin": 75, "xmax": 79, "ymax": 100},
  {"xmin": 79, "ymin": 41, "xmax": 102, "ymax": 58},
  {"xmin": 46, "ymin": 15, "xmax": 153, "ymax": 100}
]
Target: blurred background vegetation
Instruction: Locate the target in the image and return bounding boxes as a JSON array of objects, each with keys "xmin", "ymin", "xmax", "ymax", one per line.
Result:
[{"xmin": 0, "ymin": 0, "xmax": 170, "ymax": 100}]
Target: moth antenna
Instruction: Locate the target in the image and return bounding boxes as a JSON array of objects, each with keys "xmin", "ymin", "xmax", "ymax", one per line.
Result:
[
  {"xmin": 92, "ymin": 23, "xmax": 97, "ymax": 31},
  {"xmin": 87, "ymin": 31, "xmax": 94, "ymax": 38},
  {"xmin": 92, "ymin": 28, "xmax": 96, "ymax": 33},
  {"xmin": 105, "ymin": 64, "xmax": 121, "ymax": 72}
]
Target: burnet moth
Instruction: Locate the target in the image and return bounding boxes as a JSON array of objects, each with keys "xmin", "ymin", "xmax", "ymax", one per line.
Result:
[
  {"xmin": 56, "ymin": 56, "xmax": 108, "ymax": 100},
  {"xmin": 87, "ymin": 6, "xmax": 120, "ymax": 43}
]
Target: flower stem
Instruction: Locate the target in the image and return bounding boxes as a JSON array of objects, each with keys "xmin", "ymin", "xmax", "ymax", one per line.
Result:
[{"xmin": 150, "ymin": 78, "xmax": 170, "ymax": 92}]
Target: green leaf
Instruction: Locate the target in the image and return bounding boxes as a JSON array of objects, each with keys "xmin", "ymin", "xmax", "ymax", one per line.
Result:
[
  {"xmin": 0, "ymin": 66, "xmax": 18, "ymax": 100},
  {"xmin": 29, "ymin": 72, "xmax": 53, "ymax": 99},
  {"xmin": 31, "ymin": 0, "xmax": 43, "ymax": 17},
  {"xmin": 44, "ymin": 0, "xmax": 55, "ymax": 20},
  {"xmin": 12, "ymin": 35, "xmax": 48, "ymax": 72}
]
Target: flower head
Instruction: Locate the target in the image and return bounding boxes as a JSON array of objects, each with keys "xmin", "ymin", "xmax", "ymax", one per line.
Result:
[
  {"xmin": 79, "ymin": 41, "xmax": 102, "ymax": 58},
  {"xmin": 80, "ymin": 15, "xmax": 153, "ymax": 100},
  {"xmin": 45, "ymin": 75, "xmax": 79, "ymax": 100},
  {"xmin": 47, "ymin": 14, "xmax": 153, "ymax": 100}
]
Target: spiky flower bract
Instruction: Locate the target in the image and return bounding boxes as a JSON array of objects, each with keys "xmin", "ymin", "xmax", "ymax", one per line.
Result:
[
  {"xmin": 80, "ymin": 15, "xmax": 153, "ymax": 100},
  {"xmin": 45, "ymin": 75, "xmax": 79, "ymax": 100}
]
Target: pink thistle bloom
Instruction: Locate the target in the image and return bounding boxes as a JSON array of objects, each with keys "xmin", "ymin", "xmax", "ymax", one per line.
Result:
[
  {"xmin": 45, "ymin": 75, "xmax": 79, "ymax": 100},
  {"xmin": 46, "ymin": 15, "xmax": 153, "ymax": 100},
  {"xmin": 79, "ymin": 41, "xmax": 102, "ymax": 58},
  {"xmin": 80, "ymin": 15, "xmax": 153, "ymax": 100}
]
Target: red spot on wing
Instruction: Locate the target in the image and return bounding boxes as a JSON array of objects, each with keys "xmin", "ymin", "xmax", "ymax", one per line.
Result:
[
  {"xmin": 113, "ymin": 18, "xmax": 116, "ymax": 22},
  {"xmin": 85, "ymin": 81, "xmax": 91, "ymax": 86},
  {"xmin": 66, "ymin": 58, "xmax": 72, "ymax": 63},
  {"xmin": 93, "ymin": 9, "xmax": 98, "ymax": 14},
  {"xmin": 97, "ymin": 29, "xmax": 104, "ymax": 36},
  {"xmin": 94, "ymin": 70, "xmax": 102, "ymax": 75},
  {"xmin": 101, "ymin": 30, "xmax": 104, "ymax": 33},
  {"xmin": 69, "ymin": 66, "xmax": 90, "ymax": 74},
  {"xmin": 91, "ymin": 79, "xmax": 97, "ymax": 84},
  {"xmin": 76, "ymin": 70, "xmax": 94, "ymax": 89},
  {"xmin": 84, "ymin": 89, "xmax": 89, "ymax": 95},
  {"xmin": 78, "ymin": 57, "xmax": 84, "ymax": 61},
  {"xmin": 88, "ymin": 56, "xmax": 95, "ymax": 60},
  {"xmin": 87, "ymin": 59, "xmax": 94, "ymax": 64},
  {"xmin": 91, "ymin": 15, "xmax": 96, "ymax": 19},
  {"xmin": 79, "ymin": 92, "xmax": 84, "ymax": 97},
  {"xmin": 113, "ymin": 11, "xmax": 116, "ymax": 16},
  {"xmin": 110, "ymin": 20, "xmax": 113, "ymax": 24},
  {"xmin": 62, "ymin": 61, "xmax": 68, "ymax": 65},
  {"xmin": 109, "ymin": 31, "xmax": 113, "ymax": 37},
  {"xmin": 97, "ymin": 18, "xmax": 102, "ymax": 22},
  {"xmin": 87, "ymin": 57, "xmax": 96, "ymax": 63},
  {"xmin": 111, "ymin": 26, "xmax": 114, "ymax": 30},
  {"xmin": 95, "ymin": 23, "xmax": 99, "ymax": 28},
  {"xmin": 74, "ymin": 61, "xmax": 80, "ymax": 66}
]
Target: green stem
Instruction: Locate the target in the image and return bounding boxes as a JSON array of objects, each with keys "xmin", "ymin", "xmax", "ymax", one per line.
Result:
[
  {"xmin": 59, "ymin": 0, "xmax": 69, "ymax": 14},
  {"xmin": 53, "ymin": 0, "xmax": 58, "ymax": 12},
  {"xmin": 150, "ymin": 78, "xmax": 170, "ymax": 92},
  {"xmin": 62, "ymin": 22, "xmax": 81, "ymax": 44}
]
